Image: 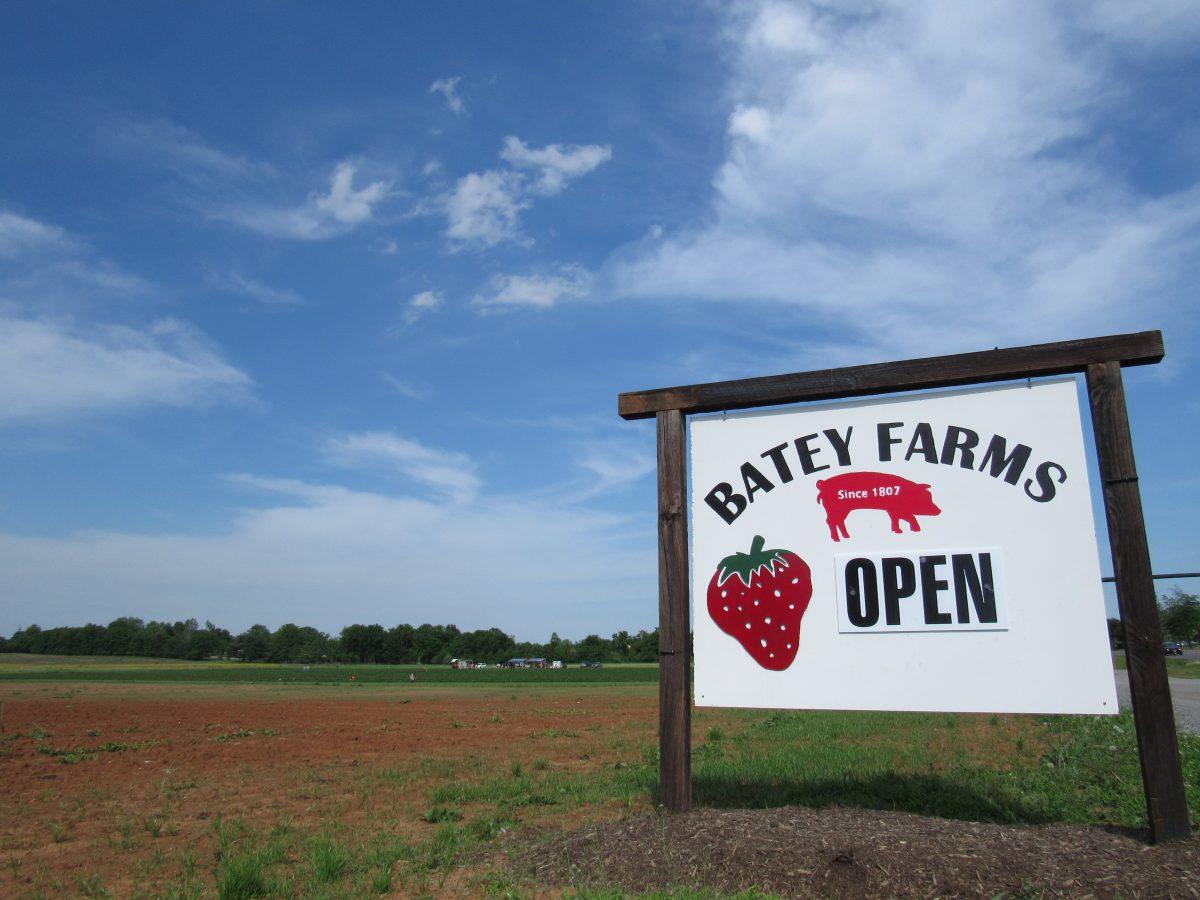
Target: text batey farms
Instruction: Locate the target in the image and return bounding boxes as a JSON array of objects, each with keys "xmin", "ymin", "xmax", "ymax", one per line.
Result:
[{"xmin": 704, "ymin": 420, "xmax": 1067, "ymax": 525}]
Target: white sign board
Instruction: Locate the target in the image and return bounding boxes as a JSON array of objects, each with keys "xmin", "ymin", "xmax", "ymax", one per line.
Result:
[{"xmin": 690, "ymin": 378, "xmax": 1118, "ymax": 714}]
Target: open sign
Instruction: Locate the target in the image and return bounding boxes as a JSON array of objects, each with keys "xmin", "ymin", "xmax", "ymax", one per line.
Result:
[{"xmin": 835, "ymin": 549, "xmax": 1008, "ymax": 633}]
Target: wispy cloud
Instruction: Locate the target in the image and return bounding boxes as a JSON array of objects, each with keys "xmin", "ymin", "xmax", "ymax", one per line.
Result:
[
  {"xmin": 0, "ymin": 211, "xmax": 78, "ymax": 259},
  {"xmin": 0, "ymin": 470, "xmax": 652, "ymax": 637},
  {"xmin": 429, "ymin": 76, "xmax": 467, "ymax": 115},
  {"xmin": 499, "ymin": 136, "xmax": 612, "ymax": 196},
  {"xmin": 381, "ymin": 373, "xmax": 430, "ymax": 401},
  {"xmin": 213, "ymin": 271, "xmax": 307, "ymax": 307},
  {"xmin": 572, "ymin": 441, "xmax": 655, "ymax": 501},
  {"xmin": 407, "ymin": 289, "xmax": 443, "ymax": 320},
  {"xmin": 325, "ymin": 430, "xmax": 480, "ymax": 503},
  {"xmin": 0, "ymin": 316, "xmax": 250, "ymax": 424},
  {"xmin": 221, "ymin": 161, "xmax": 392, "ymax": 240},
  {"xmin": 444, "ymin": 136, "xmax": 611, "ymax": 248},
  {"xmin": 444, "ymin": 170, "xmax": 530, "ymax": 248},
  {"xmin": 0, "ymin": 207, "xmax": 158, "ymax": 316},
  {"xmin": 392, "ymin": 289, "xmax": 444, "ymax": 331},
  {"xmin": 101, "ymin": 117, "xmax": 393, "ymax": 242},
  {"xmin": 474, "ymin": 265, "xmax": 591, "ymax": 310},
  {"xmin": 0, "ymin": 208, "xmax": 250, "ymax": 423},
  {"xmin": 614, "ymin": 1, "xmax": 1200, "ymax": 359},
  {"xmin": 315, "ymin": 162, "xmax": 391, "ymax": 225},
  {"xmin": 101, "ymin": 117, "xmax": 271, "ymax": 182}
]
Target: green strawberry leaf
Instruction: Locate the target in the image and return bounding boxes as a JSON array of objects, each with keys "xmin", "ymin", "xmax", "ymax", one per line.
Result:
[{"xmin": 716, "ymin": 535, "xmax": 791, "ymax": 588}]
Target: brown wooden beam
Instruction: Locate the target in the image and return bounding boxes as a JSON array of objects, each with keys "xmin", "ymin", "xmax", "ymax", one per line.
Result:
[
  {"xmin": 656, "ymin": 408, "xmax": 692, "ymax": 812},
  {"xmin": 1087, "ymin": 361, "xmax": 1190, "ymax": 842},
  {"xmin": 619, "ymin": 331, "xmax": 1163, "ymax": 420}
]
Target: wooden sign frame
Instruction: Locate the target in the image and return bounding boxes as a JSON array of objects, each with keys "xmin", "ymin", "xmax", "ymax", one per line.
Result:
[{"xmin": 619, "ymin": 330, "xmax": 1189, "ymax": 843}]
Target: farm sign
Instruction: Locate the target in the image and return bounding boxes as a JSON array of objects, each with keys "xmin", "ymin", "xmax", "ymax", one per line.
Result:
[{"xmin": 690, "ymin": 378, "xmax": 1117, "ymax": 715}]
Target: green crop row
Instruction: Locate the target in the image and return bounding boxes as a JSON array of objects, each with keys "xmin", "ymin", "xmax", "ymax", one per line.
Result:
[{"xmin": 0, "ymin": 660, "xmax": 659, "ymax": 685}]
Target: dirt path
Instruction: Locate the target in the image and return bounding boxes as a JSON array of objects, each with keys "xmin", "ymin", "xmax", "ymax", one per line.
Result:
[{"xmin": 1114, "ymin": 671, "xmax": 1200, "ymax": 732}]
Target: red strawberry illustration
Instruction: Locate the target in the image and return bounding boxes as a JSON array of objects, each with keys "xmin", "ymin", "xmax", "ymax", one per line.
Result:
[{"xmin": 706, "ymin": 535, "xmax": 812, "ymax": 671}]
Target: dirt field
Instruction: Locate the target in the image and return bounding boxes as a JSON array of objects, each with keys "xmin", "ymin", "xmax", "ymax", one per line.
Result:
[
  {"xmin": 3, "ymin": 678, "xmax": 1199, "ymax": 897},
  {"xmin": 0, "ymin": 682, "xmax": 661, "ymax": 897}
]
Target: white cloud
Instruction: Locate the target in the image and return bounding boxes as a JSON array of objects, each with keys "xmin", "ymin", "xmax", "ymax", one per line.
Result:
[
  {"xmin": 216, "ymin": 272, "xmax": 306, "ymax": 307},
  {"xmin": 398, "ymin": 289, "xmax": 444, "ymax": 328},
  {"xmin": 443, "ymin": 137, "xmax": 611, "ymax": 248},
  {"xmin": 0, "ymin": 211, "xmax": 76, "ymax": 258},
  {"xmin": 325, "ymin": 431, "xmax": 481, "ymax": 503},
  {"xmin": 1079, "ymin": 0, "xmax": 1200, "ymax": 51},
  {"xmin": 226, "ymin": 161, "xmax": 392, "ymax": 240},
  {"xmin": 499, "ymin": 136, "xmax": 613, "ymax": 196},
  {"xmin": 101, "ymin": 117, "xmax": 269, "ymax": 181},
  {"xmin": 475, "ymin": 265, "xmax": 592, "ymax": 310},
  {"xmin": 315, "ymin": 161, "xmax": 390, "ymax": 225},
  {"xmin": 0, "ymin": 472, "xmax": 653, "ymax": 638},
  {"xmin": 445, "ymin": 170, "xmax": 529, "ymax": 247},
  {"xmin": 410, "ymin": 289, "xmax": 442, "ymax": 312},
  {"xmin": 429, "ymin": 76, "xmax": 467, "ymax": 115},
  {"xmin": 727, "ymin": 105, "xmax": 771, "ymax": 143},
  {"xmin": 572, "ymin": 442, "xmax": 655, "ymax": 501},
  {"xmin": 381, "ymin": 373, "xmax": 429, "ymax": 401},
  {"xmin": 101, "ymin": 118, "xmax": 392, "ymax": 242},
  {"xmin": 614, "ymin": 1, "xmax": 1200, "ymax": 359},
  {"xmin": 0, "ymin": 208, "xmax": 159, "ymax": 317},
  {"xmin": 0, "ymin": 209, "xmax": 249, "ymax": 424},
  {"xmin": 0, "ymin": 316, "xmax": 250, "ymax": 423}
]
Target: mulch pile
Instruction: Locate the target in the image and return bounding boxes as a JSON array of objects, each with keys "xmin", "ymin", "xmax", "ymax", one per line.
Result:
[{"xmin": 515, "ymin": 805, "xmax": 1200, "ymax": 897}]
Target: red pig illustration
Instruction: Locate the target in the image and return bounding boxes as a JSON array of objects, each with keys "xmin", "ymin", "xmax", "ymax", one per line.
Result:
[{"xmin": 815, "ymin": 471, "xmax": 941, "ymax": 542}]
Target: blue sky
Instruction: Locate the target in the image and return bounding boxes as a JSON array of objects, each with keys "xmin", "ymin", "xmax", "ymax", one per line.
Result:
[{"xmin": 1, "ymin": 1, "xmax": 1198, "ymax": 640}]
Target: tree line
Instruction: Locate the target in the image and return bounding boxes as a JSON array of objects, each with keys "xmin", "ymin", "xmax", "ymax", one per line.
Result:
[
  {"xmin": 7, "ymin": 589, "xmax": 1194, "ymax": 663},
  {"xmin": 0, "ymin": 617, "xmax": 662, "ymax": 665},
  {"xmin": 1108, "ymin": 589, "xmax": 1200, "ymax": 648}
]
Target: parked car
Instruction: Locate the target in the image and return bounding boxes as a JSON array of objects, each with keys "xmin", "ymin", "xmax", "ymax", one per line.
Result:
[{"xmin": 1164, "ymin": 642, "xmax": 1184, "ymax": 656}]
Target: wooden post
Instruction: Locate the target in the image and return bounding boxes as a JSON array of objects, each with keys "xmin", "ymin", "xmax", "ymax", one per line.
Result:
[
  {"xmin": 657, "ymin": 408, "xmax": 692, "ymax": 812},
  {"xmin": 1087, "ymin": 361, "xmax": 1190, "ymax": 842}
]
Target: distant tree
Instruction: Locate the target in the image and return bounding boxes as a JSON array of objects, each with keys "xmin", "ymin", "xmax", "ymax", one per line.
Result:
[
  {"xmin": 188, "ymin": 622, "xmax": 232, "ymax": 660},
  {"xmin": 455, "ymin": 627, "xmax": 516, "ymax": 662},
  {"xmin": 610, "ymin": 630, "xmax": 633, "ymax": 661},
  {"xmin": 341, "ymin": 624, "xmax": 387, "ymax": 663},
  {"xmin": 1160, "ymin": 590, "xmax": 1200, "ymax": 643},
  {"xmin": 412, "ymin": 623, "xmax": 459, "ymax": 664},
  {"xmin": 235, "ymin": 624, "xmax": 272, "ymax": 661},
  {"xmin": 0, "ymin": 616, "xmax": 669, "ymax": 667},
  {"xmin": 382, "ymin": 624, "xmax": 415, "ymax": 664},
  {"xmin": 6, "ymin": 624, "xmax": 42, "ymax": 654},
  {"xmin": 576, "ymin": 633, "xmax": 610, "ymax": 661},
  {"xmin": 104, "ymin": 617, "xmax": 145, "ymax": 656},
  {"xmin": 631, "ymin": 629, "xmax": 659, "ymax": 662},
  {"xmin": 1107, "ymin": 617, "xmax": 1124, "ymax": 650}
]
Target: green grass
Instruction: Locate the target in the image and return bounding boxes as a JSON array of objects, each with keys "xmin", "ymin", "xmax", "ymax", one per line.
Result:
[
  {"xmin": 1113, "ymin": 653, "xmax": 1200, "ymax": 677},
  {"xmin": 422, "ymin": 804, "xmax": 463, "ymax": 824},
  {"xmin": 309, "ymin": 837, "xmax": 350, "ymax": 883},
  {"xmin": 217, "ymin": 852, "xmax": 270, "ymax": 899},
  {"xmin": 683, "ymin": 709, "xmax": 1177, "ymax": 825},
  {"xmin": 427, "ymin": 708, "xmax": 1200, "ymax": 828},
  {"xmin": 0, "ymin": 655, "xmax": 657, "ymax": 685},
  {"xmin": 9, "ymin": 655, "xmax": 1197, "ymax": 897},
  {"xmin": 141, "ymin": 710, "xmax": 1193, "ymax": 897}
]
